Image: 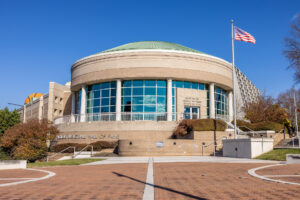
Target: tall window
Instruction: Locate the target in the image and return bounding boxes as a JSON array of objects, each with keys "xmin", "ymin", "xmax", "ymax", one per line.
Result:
[
  {"xmin": 121, "ymin": 80, "xmax": 167, "ymax": 120},
  {"xmin": 86, "ymin": 81, "xmax": 116, "ymax": 121},
  {"xmin": 75, "ymin": 90, "xmax": 81, "ymax": 114},
  {"xmin": 215, "ymin": 87, "xmax": 228, "ymax": 116}
]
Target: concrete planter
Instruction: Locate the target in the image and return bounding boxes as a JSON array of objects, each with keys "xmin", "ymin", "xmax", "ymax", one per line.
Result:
[
  {"xmin": 222, "ymin": 138, "xmax": 274, "ymax": 158},
  {"xmin": 0, "ymin": 160, "xmax": 27, "ymax": 170},
  {"xmin": 286, "ymin": 154, "xmax": 300, "ymax": 164}
]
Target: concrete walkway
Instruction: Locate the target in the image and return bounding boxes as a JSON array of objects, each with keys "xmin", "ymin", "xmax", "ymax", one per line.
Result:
[{"xmin": 84, "ymin": 156, "xmax": 280, "ymax": 165}]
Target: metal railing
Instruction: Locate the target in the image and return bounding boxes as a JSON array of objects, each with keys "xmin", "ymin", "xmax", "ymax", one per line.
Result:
[
  {"xmin": 238, "ymin": 126, "xmax": 256, "ymax": 136},
  {"xmin": 291, "ymin": 136, "xmax": 300, "ymax": 148},
  {"xmin": 73, "ymin": 145, "xmax": 94, "ymax": 158},
  {"xmin": 202, "ymin": 134, "xmax": 232, "ymax": 156},
  {"xmin": 53, "ymin": 112, "xmax": 231, "ymax": 125},
  {"xmin": 46, "ymin": 146, "xmax": 75, "ymax": 162}
]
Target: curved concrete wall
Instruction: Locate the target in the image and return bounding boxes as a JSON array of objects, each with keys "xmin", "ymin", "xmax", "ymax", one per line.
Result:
[
  {"xmin": 71, "ymin": 50, "xmax": 233, "ymax": 91},
  {"xmin": 55, "ymin": 121, "xmax": 177, "ymax": 144}
]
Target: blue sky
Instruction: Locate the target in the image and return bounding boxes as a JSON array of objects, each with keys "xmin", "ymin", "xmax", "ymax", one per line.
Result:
[{"xmin": 0, "ymin": 0, "xmax": 299, "ymax": 110}]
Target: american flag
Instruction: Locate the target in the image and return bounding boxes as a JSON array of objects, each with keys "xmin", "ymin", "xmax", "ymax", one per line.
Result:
[{"xmin": 234, "ymin": 26, "xmax": 256, "ymax": 44}]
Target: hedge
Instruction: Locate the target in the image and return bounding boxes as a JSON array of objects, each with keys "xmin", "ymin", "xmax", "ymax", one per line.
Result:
[
  {"xmin": 173, "ymin": 119, "xmax": 227, "ymax": 138},
  {"xmin": 192, "ymin": 119, "xmax": 227, "ymax": 131},
  {"xmin": 236, "ymin": 120, "xmax": 283, "ymax": 133},
  {"xmin": 50, "ymin": 141, "xmax": 118, "ymax": 152}
]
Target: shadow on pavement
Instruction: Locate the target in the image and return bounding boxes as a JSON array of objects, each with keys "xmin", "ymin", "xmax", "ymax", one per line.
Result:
[{"xmin": 112, "ymin": 172, "xmax": 207, "ymax": 200}]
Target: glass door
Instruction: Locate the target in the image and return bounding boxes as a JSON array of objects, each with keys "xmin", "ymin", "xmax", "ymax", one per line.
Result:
[
  {"xmin": 184, "ymin": 107, "xmax": 191, "ymax": 119},
  {"xmin": 192, "ymin": 107, "xmax": 199, "ymax": 119},
  {"xmin": 184, "ymin": 107, "xmax": 200, "ymax": 119}
]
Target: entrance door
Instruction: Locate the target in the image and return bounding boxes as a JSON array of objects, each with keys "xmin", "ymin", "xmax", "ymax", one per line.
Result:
[{"xmin": 184, "ymin": 107, "xmax": 200, "ymax": 119}]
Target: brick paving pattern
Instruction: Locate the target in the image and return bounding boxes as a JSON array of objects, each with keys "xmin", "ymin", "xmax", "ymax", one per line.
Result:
[
  {"xmin": 0, "ymin": 169, "xmax": 47, "ymax": 178},
  {"xmin": 0, "ymin": 164, "xmax": 148, "ymax": 200},
  {"xmin": 256, "ymin": 164, "xmax": 300, "ymax": 175},
  {"xmin": 0, "ymin": 162, "xmax": 299, "ymax": 200},
  {"xmin": 276, "ymin": 177, "xmax": 300, "ymax": 184},
  {"xmin": 256, "ymin": 164, "xmax": 300, "ymax": 184},
  {"xmin": 154, "ymin": 163, "xmax": 300, "ymax": 200}
]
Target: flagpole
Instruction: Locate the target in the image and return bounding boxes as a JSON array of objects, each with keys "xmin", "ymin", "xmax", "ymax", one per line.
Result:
[
  {"xmin": 293, "ymin": 90, "xmax": 299, "ymax": 137},
  {"xmin": 231, "ymin": 19, "xmax": 237, "ymax": 139}
]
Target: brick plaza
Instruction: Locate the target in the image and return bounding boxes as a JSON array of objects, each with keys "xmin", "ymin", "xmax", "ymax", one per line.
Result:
[{"xmin": 0, "ymin": 161, "xmax": 299, "ymax": 200}]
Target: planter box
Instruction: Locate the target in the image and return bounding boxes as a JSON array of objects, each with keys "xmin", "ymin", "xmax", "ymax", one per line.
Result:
[
  {"xmin": 286, "ymin": 154, "xmax": 300, "ymax": 164},
  {"xmin": 222, "ymin": 138, "xmax": 273, "ymax": 158}
]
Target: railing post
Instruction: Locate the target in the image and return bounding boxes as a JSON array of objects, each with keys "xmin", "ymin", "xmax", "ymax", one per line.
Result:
[
  {"xmin": 73, "ymin": 147, "xmax": 75, "ymax": 158},
  {"xmin": 213, "ymin": 145, "xmax": 216, "ymax": 156}
]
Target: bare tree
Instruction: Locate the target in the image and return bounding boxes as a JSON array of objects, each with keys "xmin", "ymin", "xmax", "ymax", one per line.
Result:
[
  {"xmin": 277, "ymin": 88, "xmax": 300, "ymax": 126},
  {"xmin": 284, "ymin": 14, "xmax": 300, "ymax": 81}
]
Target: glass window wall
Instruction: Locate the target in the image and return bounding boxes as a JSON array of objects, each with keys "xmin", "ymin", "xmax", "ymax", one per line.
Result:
[
  {"xmin": 215, "ymin": 87, "xmax": 228, "ymax": 116},
  {"xmin": 121, "ymin": 80, "xmax": 167, "ymax": 121},
  {"xmin": 86, "ymin": 81, "xmax": 117, "ymax": 121}
]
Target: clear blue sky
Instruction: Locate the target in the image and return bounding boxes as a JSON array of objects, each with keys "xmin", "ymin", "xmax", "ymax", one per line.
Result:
[{"xmin": 0, "ymin": 0, "xmax": 299, "ymax": 110}]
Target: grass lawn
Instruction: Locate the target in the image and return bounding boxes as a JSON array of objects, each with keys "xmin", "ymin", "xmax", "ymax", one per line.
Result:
[
  {"xmin": 256, "ymin": 148, "xmax": 300, "ymax": 161},
  {"xmin": 27, "ymin": 158, "xmax": 104, "ymax": 168}
]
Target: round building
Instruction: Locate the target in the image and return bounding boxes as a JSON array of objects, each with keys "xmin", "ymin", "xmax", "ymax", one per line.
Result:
[{"xmin": 54, "ymin": 41, "xmax": 259, "ymax": 151}]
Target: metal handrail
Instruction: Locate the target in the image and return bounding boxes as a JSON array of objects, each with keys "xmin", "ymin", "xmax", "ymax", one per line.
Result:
[
  {"xmin": 238, "ymin": 126, "xmax": 256, "ymax": 136},
  {"xmin": 202, "ymin": 134, "xmax": 231, "ymax": 156},
  {"xmin": 47, "ymin": 146, "xmax": 75, "ymax": 162},
  {"xmin": 53, "ymin": 113, "xmax": 231, "ymax": 125},
  {"xmin": 73, "ymin": 145, "xmax": 94, "ymax": 158},
  {"xmin": 291, "ymin": 136, "xmax": 300, "ymax": 148}
]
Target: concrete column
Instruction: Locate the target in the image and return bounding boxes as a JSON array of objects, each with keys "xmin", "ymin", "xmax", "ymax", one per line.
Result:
[
  {"xmin": 209, "ymin": 83, "xmax": 215, "ymax": 119},
  {"xmin": 38, "ymin": 96, "xmax": 44, "ymax": 121},
  {"xmin": 71, "ymin": 92, "xmax": 76, "ymax": 115},
  {"xmin": 23, "ymin": 105, "xmax": 26, "ymax": 123},
  {"xmin": 228, "ymin": 91, "xmax": 233, "ymax": 122},
  {"xmin": 80, "ymin": 85, "xmax": 87, "ymax": 122},
  {"xmin": 71, "ymin": 92, "xmax": 76, "ymax": 122},
  {"xmin": 47, "ymin": 82, "xmax": 55, "ymax": 122},
  {"xmin": 167, "ymin": 78, "xmax": 173, "ymax": 121},
  {"xmin": 116, "ymin": 79, "xmax": 122, "ymax": 121}
]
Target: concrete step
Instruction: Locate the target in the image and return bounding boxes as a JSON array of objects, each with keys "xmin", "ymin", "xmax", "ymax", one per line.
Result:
[{"xmin": 276, "ymin": 138, "xmax": 299, "ymax": 147}]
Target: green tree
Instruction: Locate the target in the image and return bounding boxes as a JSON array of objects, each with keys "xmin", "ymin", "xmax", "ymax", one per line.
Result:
[{"xmin": 0, "ymin": 107, "xmax": 20, "ymax": 137}]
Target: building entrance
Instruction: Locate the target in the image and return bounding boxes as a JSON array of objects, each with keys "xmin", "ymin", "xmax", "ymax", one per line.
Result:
[{"xmin": 184, "ymin": 106, "xmax": 200, "ymax": 119}]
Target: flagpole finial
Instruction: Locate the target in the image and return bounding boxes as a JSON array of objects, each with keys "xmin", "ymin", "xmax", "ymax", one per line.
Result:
[{"xmin": 231, "ymin": 19, "xmax": 234, "ymax": 24}]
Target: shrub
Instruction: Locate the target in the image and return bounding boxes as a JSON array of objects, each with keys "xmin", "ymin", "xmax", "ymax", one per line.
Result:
[
  {"xmin": 0, "ymin": 147, "xmax": 11, "ymax": 160},
  {"xmin": 50, "ymin": 141, "xmax": 118, "ymax": 152},
  {"xmin": 192, "ymin": 119, "xmax": 226, "ymax": 131},
  {"xmin": 236, "ymin": 120, "xmax": 283, "ymax": 132},
  {"xmin": 50, "ymin": 143, "xmax": 88, "ymax": 153},
  {"xmin": 173, "ymin": 119, "xmax": 193, "ymax": 137},
  {"xmin": 0, "ymin": 119, "xmax": 58, "ymax": 162},
  {"xmin": 90, "ymin": 141, "xmax": 118, "ymax": 149},
  {"xmin": 173, "ymin": 119, "xmax": 226, "ymax": 138},
  {"xmin": 251, "ymin": 121, "xmax": 283, "ymax": 132}
]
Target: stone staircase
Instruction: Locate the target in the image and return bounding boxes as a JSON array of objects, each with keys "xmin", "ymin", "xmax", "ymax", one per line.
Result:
[
  {"xmin": 214, "ymin": 149, "xmax": 223, "ymax": 156},
  {"xmin": 275, "ymin": 138, "xmax": 299, "ymax": 148}
]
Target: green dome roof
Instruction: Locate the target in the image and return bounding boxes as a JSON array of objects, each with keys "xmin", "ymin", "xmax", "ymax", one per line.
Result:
[{"xmin": 97, "ymin": 41, "xmax": 205, "ymax": 55}]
